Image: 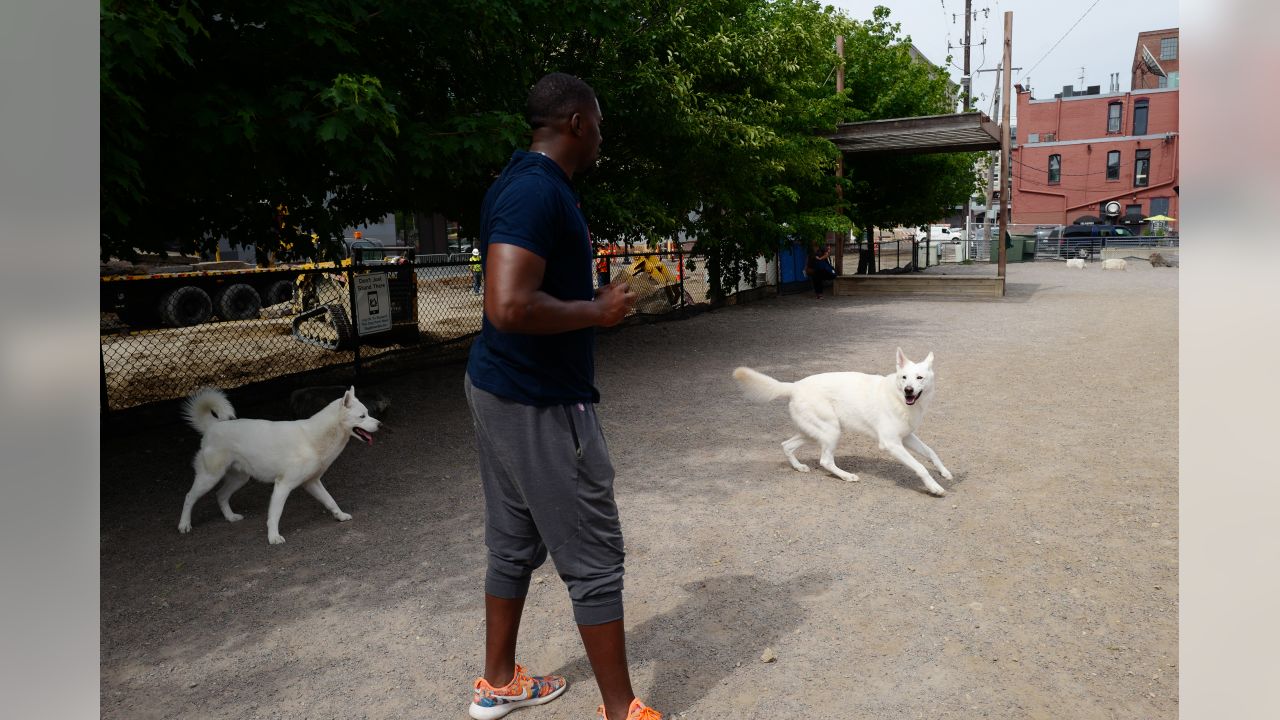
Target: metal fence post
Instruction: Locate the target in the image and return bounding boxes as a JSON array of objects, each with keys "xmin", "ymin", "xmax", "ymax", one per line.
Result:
[
  {"xmin": 348, "ymin": 259, "xmax": 361, "ymax": 379},
  {"xmin": 678, "ymin": 245, "xmax": 686, "ymax": 309}
]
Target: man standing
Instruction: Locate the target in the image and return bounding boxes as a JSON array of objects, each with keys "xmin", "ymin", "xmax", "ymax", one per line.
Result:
[
  {"xmin": 470, "ymin": 247, "xmax": 484, "ymax": 294},
  {"xmin": 464, "ymin": 73, "xmax": 661, "ymax": 720}
]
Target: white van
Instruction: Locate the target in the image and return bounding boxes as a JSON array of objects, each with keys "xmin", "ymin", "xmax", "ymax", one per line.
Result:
[{"xmin": 915, "ymin": 225, "xmax": 961, "ymax": 242}]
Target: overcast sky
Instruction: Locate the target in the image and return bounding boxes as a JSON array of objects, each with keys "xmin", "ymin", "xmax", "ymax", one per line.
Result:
[{"xmin": 827, "ymin": 0, "xmax": 1180, "ymax": 117}]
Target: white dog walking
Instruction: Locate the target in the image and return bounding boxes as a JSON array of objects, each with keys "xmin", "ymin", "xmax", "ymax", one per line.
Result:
[
  {"xmin": 178, "ymin": 386, "xmax": 381, "ymax": 544},
  {"xmin": 1101, "ymin": 258, "xmax": 1128, "ymax": 271},
  {"xmin": 733, "ymin": 348, "xmax": 953, "ymax": 496},
  {"xmin": 1066, "ymin": 258, "xmax": 1086, "ymax": 269}
]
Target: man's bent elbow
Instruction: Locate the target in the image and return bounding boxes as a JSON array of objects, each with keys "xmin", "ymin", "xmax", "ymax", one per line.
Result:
[{"xmin": 488, "ymin": 298, "xmax": 531, "ymax": 332}]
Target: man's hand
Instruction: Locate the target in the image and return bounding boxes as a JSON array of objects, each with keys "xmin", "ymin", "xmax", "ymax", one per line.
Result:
[{"xmin": 593, "ymin": 281, "xmax": 636, "ymax": 327}]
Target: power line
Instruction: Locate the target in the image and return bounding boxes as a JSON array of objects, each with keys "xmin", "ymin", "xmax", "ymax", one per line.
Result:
[
  {"xmin": 1021, "ymin": 0, "xmax": 1105, "ymax": 84},
  {"xmin": 1012, "ymin": 157, "xmax": 1115, "ymax": 177}
]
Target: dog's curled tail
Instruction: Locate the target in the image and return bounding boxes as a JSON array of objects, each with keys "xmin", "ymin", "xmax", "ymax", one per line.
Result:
[
  {"xmin": 732, "ymin": 367, "xmax": 794, "ymax": 403},
  {"xmin": 183, "ymin": 387, "xmax": 236, "ymax": 435}
]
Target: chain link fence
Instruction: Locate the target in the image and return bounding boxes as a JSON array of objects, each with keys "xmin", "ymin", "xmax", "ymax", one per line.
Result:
[{"xmin": 100, "ymin": 248, "xmax": 767, "ymax": 411}]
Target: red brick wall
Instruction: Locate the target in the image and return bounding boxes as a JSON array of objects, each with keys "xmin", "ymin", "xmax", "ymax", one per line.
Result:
[
  {"xmin": 1011, "ymin": 88, "xmax": 1179, "ymax": 225},
  {"xmin": 1133, "ymin": 29, "xmax": 1179, "ymax": 90}
]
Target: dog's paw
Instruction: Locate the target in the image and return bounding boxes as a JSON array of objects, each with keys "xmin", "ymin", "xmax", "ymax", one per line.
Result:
[
  {"xmin": 226, "ymin": 513, "xmax": 244, "ymax": 523},
  {"xmin": 794, "ymin": 464, "xmax": 811, "ymax": 473},
  {"xmin": 178, "ymin": 522, "xmax": 192, "ymax": 534},
  {"xmin": 334, "ymin": 511, "xmax": 352, "ymax": 522},
  {"xmin": 926, "ymin": 485, "xmax": 947, "ymax": 497},
  {"xmin": 842, "ymin": 474, "xmax": 860, "ymax": 483},
  {"xmin": 268, "ymin": 534, "xmax": 286, "ymax": 545},
  {"xmin": 940, "ymin": 469, "xmax": 954, "ymax": 480}
]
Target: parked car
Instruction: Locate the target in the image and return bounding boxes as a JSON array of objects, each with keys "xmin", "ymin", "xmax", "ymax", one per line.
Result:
[{"xmin": 1043, "ymin": 224, "xmax": 1138, "ymax": 258}]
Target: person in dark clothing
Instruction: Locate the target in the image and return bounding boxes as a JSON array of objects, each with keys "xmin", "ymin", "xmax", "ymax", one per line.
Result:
[
  {"xmin": 462, "ymin": 72, "xmax": 661, "ymax": 720},
  {"xmin": 807, "ymin": 243, "xmax": 836, "ymax": 298}
]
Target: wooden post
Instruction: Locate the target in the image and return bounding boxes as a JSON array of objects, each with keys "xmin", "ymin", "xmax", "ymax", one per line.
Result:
[
  {"xmin": 833, "ymin": 34, "xmax": 846, "ymax": 276},
  {"xmin": 998, "ymin": 11, "xmax": 1012, "ymax": 289}
]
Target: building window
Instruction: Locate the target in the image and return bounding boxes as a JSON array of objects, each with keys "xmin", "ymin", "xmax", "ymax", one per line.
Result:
[
  {"xmin": 1160, "ymin": 37, "xmax": 1178, "ymax": 60},
  {"xmin": 1107, "ymin": 151, "xmax": 1121, "ymax": 180},
  {"xmin": 1126, "ymin": 204, "xmax": 1143, "ymax": 219},
  {"xmin": 1167, "ymin": 71, "xmax": 1179, "ymax": 88},
  {"xmin": 1133, "ymin": 99, "xmax": 1149, "ymax": 135},
  {"xmin": 1158, "ymin": 75, "xmax": 1168, "ymax": 88},
  {"xmin": 1150, "ymin": 197, "xmax": 1170, "ymax": 216},
  {"xmin": 1134, "ymin": 149, "xmax": 1151, "ymax": 187},
  {"xmin": 1048, "ymin": 154, "xmax": 1061, "ymax": 185},
  {"xmin": 1107, "ymin": 102, "xmax": 1122, "ymax": 133}
]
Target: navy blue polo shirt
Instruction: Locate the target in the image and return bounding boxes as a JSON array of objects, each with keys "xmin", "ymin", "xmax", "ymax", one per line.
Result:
[{"xmin": 466, "ymin": 150, "xmax": 599, "ymax": 406}]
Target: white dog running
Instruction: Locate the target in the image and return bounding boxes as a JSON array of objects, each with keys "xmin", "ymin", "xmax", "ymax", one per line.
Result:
[
  {"xmin": 178, "ymin": 386, "xmax": 381, "ymax": 544},
  {"xmin": 733, "ymin": 348, "xmax": 953, "ymax": 496},
  {"xmin": 1066, "ymin": 258, "xmax": 1086, "ymax": 269},
  {"xmin": 1101, "ymin": 258, "xmax": 1128, "ymax": 271}
]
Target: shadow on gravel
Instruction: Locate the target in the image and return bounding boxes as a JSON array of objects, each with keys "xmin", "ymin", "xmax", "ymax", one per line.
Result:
[{"xmin": 549, "ymin": 572, "xmax": 831, "ymax": 715}]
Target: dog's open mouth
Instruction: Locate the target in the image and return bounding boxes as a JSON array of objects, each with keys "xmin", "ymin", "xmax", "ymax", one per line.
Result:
[
  {"xmin": 353, "ymin": 427, "xmax": 375, "ymax": 446},
  {"xmin": 904, "ymin": 390, "xmax": 921, "ymax": 406}
]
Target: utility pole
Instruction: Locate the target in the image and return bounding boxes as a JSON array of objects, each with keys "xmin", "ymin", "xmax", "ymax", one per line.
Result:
[
  {"xmin": 975, "ymin": 63, "xmax": 1021, "ymax": 266},
  {"xmin": 833, "ymin": 34, "xmax": 846, "ymax": 277},
  {"xmin": 998, "ymin": 11, "xmax": 1012, "ymax": 288},
  {"xmin": 962, "ymin": 0, "xmax": 973, "ymax": 254},
  {"xmin": 979, "ymin": 68, "xmax": 1000, "ymax": 260},
  {"xmin": 963, "ymin": 0, "xmax": 973, "ymax": 111}
]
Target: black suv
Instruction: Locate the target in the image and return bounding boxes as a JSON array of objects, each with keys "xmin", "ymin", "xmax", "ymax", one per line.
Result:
[{"xmin": 1043, "ymin": 224, "xmax": 1138, "ymax": 259}]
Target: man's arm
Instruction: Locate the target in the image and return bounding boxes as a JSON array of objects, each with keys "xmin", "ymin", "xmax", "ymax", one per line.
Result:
[{"xmin": 485, "ymin": 243, "xmax": 634, "ymax": 334}]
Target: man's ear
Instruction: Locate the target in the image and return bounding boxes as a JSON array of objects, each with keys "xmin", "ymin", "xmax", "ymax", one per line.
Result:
[{"xmin": 569, "ymin": 112, "xmax": 582, "ymax": 136}]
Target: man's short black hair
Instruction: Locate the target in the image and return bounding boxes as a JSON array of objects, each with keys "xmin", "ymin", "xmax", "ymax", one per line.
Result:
[{"xmin": 526, "ymin": 72, "xmax": 597, "ymax": 130}]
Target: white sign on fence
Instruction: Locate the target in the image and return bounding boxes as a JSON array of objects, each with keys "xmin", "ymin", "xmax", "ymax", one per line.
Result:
[{"xmin": 354, "ymin": 273, "xmax": 391, "ymax": 336}]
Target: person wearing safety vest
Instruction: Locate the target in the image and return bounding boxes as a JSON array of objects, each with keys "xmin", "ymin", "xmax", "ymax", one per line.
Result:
[
  {"xmin": 596, "ymin": 246, "xmax": 611, "ymax": 288},
  {"xmin": 470, "ymin": 248, "xmax": 483, "ymax": 294}
]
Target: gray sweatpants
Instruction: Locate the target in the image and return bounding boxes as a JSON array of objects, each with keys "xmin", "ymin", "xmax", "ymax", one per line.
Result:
[{"xmin": 465, "ymin": 377, "xmax": 625, "ymax": 625}]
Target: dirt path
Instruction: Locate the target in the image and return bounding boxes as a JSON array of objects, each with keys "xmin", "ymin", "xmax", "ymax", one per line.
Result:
[{"xmin": 100, "ymin": 260, "xmax": 1178, "ymax": 719}]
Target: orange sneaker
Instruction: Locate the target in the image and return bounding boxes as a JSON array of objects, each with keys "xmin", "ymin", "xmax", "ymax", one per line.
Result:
[
  {"xmin": 597, "ymin": 697, "xmax": 661, "ymax": 720},
  {"xmin": 468, "ymin": 663, "xmax": 567, "ymax": 719}
]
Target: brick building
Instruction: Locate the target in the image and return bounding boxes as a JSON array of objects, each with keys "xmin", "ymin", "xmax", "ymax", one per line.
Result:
[
  {"xmin": 1132, "ymin": 28, "xmax": 1179, "ymax": 90},
  {"xmin": 1010, "ymin": 32, "xmax": 1179, "ymax": 228}
]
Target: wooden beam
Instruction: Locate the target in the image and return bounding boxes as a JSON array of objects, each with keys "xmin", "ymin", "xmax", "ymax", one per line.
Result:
[{"xmin": 998, "ymin": 11, "xmax": 1012, "ymax": 288}]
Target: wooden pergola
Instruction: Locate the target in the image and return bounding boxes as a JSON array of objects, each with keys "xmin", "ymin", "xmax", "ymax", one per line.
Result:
[
  {"xmin": 827, "ymin": 112, "xmax": 1001, "ymax": 156},
  {"xmin": 822, "ymin": 12, "xmax": 1015, "ymax": 296}
]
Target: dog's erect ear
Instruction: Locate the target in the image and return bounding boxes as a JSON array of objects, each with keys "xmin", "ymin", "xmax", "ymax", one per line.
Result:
[
  {"xmin": 896, "ymin": 347, "xmax": 908, "ymax": 370},
  {"xmin": 924, "ymin": 352, "xmax": 934, "ymax": 367},
  {"xmin": 344, "ymin": 386, "xmax": 355, "ymax": 408}
]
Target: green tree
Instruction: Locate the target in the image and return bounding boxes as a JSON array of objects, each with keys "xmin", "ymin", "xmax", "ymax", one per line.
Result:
[
  {"xmin": 101, "ymin": 0, "xmax": 977, "ymax": 285},
  {"xmin": 838, "ymin": 7, "xmax": 983, "ymax": 235}
]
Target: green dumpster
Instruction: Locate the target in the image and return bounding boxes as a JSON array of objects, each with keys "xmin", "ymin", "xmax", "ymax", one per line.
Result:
[
  {"xmin": 1022, "ymin": 236, "xmax": 1038, "ymax": 261},
  {"xmin": 990, "ymin": 232, "xmax": 1024, "ymax": 263}
]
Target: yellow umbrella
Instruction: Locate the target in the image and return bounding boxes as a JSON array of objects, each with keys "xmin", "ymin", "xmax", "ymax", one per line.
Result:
[{"xmin": 1143, "ymin": 214, "xmax": 1176, "ymax": 222}]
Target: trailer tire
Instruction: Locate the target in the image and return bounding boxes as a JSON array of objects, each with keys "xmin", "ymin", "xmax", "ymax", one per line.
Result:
[
  {"xmin": 263, "ymin": 279, "xmax": 295, "ymax": 307},
  {"xmin": 212, "ymin": 283, "xmax": 262, "ymax": 321},
  {"xmin": 160, "ymin": 286, "xmax": 213, "ymax": 327}
]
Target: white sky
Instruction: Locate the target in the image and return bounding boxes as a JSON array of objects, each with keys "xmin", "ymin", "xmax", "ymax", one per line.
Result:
[{"xmin": 827, "ymin": 0, "xmax": 1180, "ymax": 117}]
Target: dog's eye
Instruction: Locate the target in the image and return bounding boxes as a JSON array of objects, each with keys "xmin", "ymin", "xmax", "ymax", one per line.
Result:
[
  {"xmin": 916, "ymin": 375, "xmax": 923, "ymax": 380},
  {"xmin": 902, "ymin": 375, "xmax": 906, "ymax": 379}
]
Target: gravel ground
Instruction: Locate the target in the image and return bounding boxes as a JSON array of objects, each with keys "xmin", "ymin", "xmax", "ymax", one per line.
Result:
[{"xmin": 101, "ymin": 259, "xmax": 1178, "ymax": 719}]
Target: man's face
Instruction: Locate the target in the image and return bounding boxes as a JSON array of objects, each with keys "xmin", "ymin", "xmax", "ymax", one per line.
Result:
[{"xmin": 576, "ymin": 98, "xmax": 603, "ymax": 172}]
